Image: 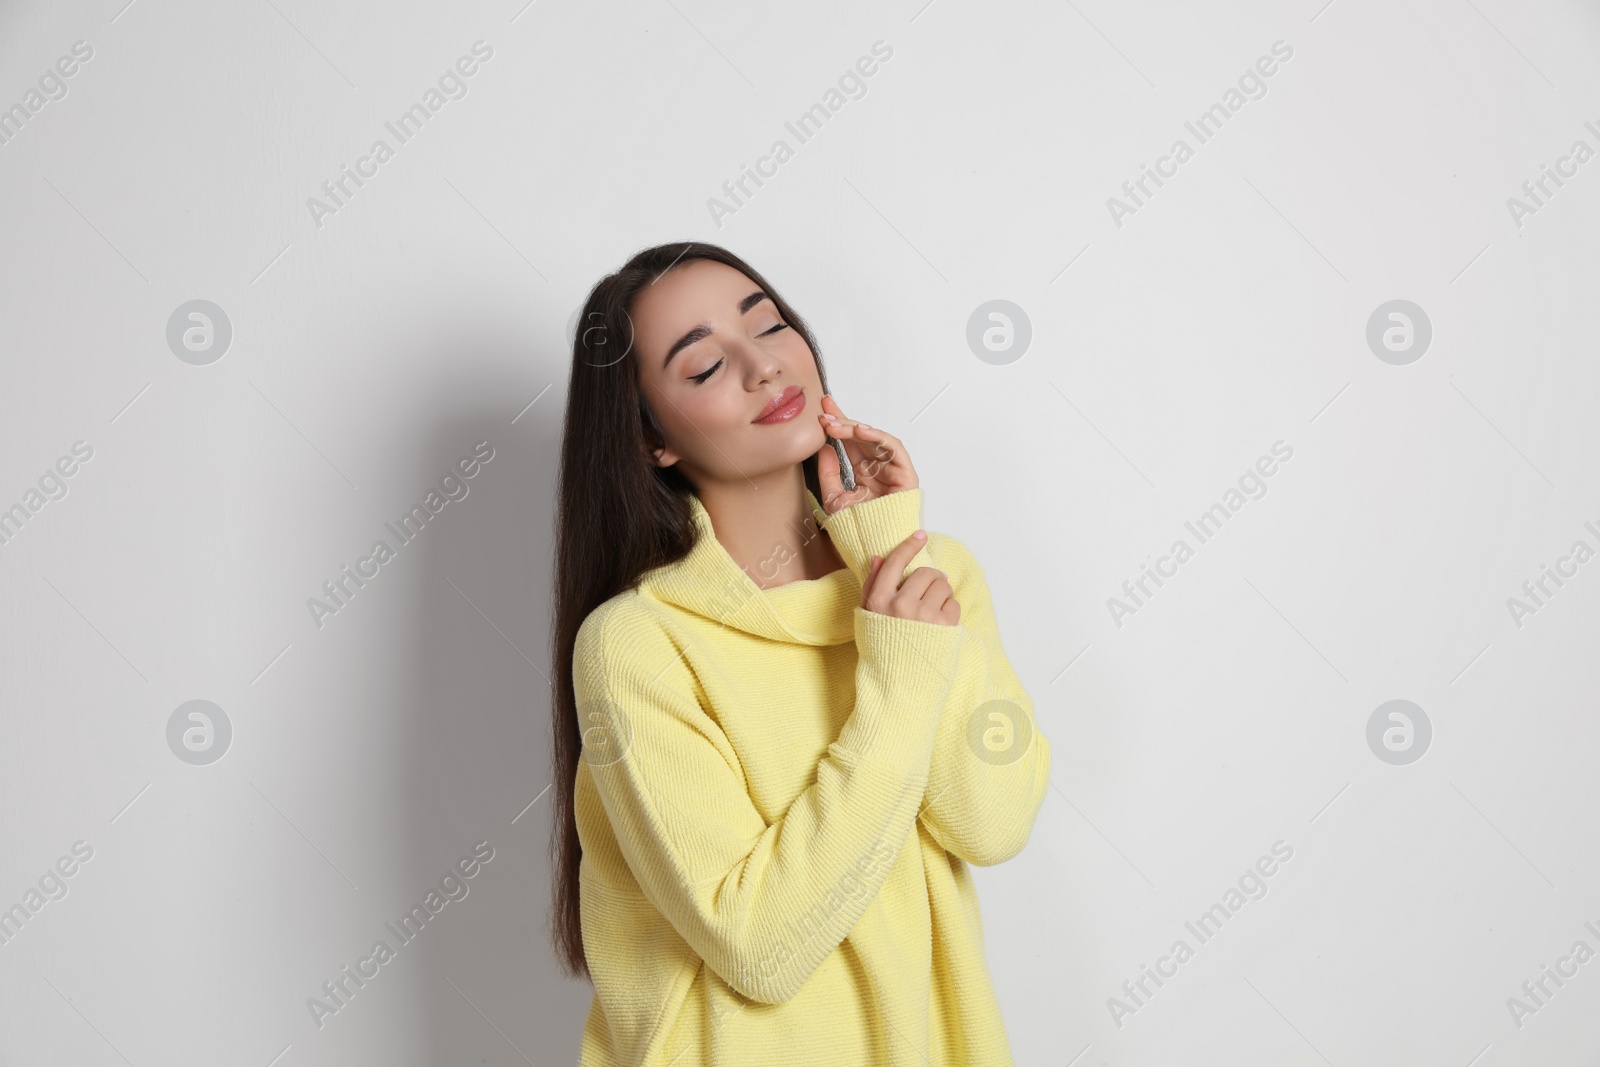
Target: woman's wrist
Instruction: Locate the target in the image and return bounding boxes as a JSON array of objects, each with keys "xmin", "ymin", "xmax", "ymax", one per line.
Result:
[{"xmin": 824, "ymin": 488, "xmax": 926, "ymax": 569}]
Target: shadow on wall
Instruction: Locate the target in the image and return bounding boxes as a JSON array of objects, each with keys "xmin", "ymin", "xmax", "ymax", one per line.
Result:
[{"xmin": 385, "ymin": 372, "xmax": 586, "ymax": 1060}]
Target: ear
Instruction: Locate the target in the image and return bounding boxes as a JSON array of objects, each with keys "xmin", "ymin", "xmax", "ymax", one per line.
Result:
[{"xmin": 640, "ymin": 396, "xmax": 678, "ymax": 468}]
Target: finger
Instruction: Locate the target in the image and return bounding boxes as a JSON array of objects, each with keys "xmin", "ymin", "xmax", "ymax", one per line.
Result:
[
  {"xmin": 915, "ymin": 582, "xmax": 960, "ymax": 626},
  {"xmin": 896, "ymin": 567, "xmax": 948, "ymax": 604},
  {"xmin": 849, "ymin": 425, "xmax": 897, "ymax": 456},
  {"xmin": 817, "ymin": 416, "xmax": 864, "ymax": 457},
  {"xmin": 861, "ymin": 554, "xmax": 883, "ymax": 605},
  {"xmin": 821, "ymin": 464, "xmax": 872, "ymax": 515},
  {"xmin": 820, "ymin": 414, "xmax": 895, "ymax": 454},
  {"xmin": 852, "ymin": 437, "xmax": 913, "ymax": 489},
  {"xmin": 817, "ymin": 402, "xmax": 897, "ymax": 465},
  {"xmin": 820, "ymin": 418, "xmax": 876, "ymax": 441},
  {"xmin": 823, "ymin": 422, "xmax": 896, "ymax": 478},
  {"xmin": 866, "ymin": 531, "xmax": 927, "ymax": 609},
  {"xmin": 820, "ymin": 395, "xmax": 868, "ymax": 432},
  {"xmin": 818, "ymin": 395, "xmax": 849, "ymax": 435}
]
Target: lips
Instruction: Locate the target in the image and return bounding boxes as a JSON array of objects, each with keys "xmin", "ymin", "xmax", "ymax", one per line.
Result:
[{"xmin": 753, "ymin": 385, "xmax": 805, "ymax": 424}]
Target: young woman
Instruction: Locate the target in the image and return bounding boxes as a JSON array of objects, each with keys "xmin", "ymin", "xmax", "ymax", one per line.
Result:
[{"xmin": 548, "ymin": 241, "xmax": 1051, "ymax": 1065}]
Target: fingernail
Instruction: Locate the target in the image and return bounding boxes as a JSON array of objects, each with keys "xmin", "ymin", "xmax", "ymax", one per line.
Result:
[
  {"xmin": 913, "ymin": 529, "xmax": 926, "ymax": 540},
  {"xmin": 823, "ymin": 413, "xmax": 838, "ymax": 422},
  {"xmin": 858, "ymin": 422, "xmax": 870, "ymax": 429}
]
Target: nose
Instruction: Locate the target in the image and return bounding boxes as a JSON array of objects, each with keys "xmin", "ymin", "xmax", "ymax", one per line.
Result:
[{"xmin": 736, "ymin": 341, "xmax": 779, "ymax": 386}]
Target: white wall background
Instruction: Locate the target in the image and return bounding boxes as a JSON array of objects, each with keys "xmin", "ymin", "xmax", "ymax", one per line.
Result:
[{"xmin": 2, "ymin": 0, "xmax": 1598, "ymax": 1063}]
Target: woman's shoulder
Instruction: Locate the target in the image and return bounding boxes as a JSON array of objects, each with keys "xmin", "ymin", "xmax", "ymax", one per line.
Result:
[{"xmin": 574, "ymin": 588, "xmax": 679, "ymax": 665}]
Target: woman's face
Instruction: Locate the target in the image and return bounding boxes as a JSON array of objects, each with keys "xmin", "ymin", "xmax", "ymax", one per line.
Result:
[{"xmin": 630, "ymin": 259, "xmax": 826, "ymax": 487}]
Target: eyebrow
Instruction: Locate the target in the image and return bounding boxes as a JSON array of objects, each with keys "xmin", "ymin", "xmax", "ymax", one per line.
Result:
[{"xmin": 661, "ymin": 289, "xmax": 771, "ymax": 370}]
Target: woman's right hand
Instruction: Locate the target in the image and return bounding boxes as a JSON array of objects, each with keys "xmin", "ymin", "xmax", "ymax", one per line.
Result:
[
  {"xmin": 861, "ymin": 530, "xmax": 960, "ymax": 627},
  {"xmin": 815, "ymin": 395, "xmax": 919, "ymax": 516}
]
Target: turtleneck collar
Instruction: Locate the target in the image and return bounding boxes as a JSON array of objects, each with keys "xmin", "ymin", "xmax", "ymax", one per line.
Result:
[
  {"xmin": 638, "ymin": 488, "xmax": 854, "ymax": 646},
  {"xmin": 637, "ymin": 487, "xmax": 934, "ymax": 648}
]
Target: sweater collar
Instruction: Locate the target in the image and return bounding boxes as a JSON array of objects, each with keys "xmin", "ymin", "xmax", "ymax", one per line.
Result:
[{"xmin": 638, "ymin": 489, "xmax": 859, "ymax": 646}]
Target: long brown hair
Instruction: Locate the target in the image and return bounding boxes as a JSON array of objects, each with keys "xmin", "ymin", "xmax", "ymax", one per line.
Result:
[{"xmin": 548, "ymin": 241, "xmax": 836, "ymax": 980}]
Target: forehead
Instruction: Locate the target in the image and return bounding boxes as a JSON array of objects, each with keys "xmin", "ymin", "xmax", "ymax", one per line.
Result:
[{"xmin": 631, "ymin": 260, "xmax": 756, "ymax": 337}]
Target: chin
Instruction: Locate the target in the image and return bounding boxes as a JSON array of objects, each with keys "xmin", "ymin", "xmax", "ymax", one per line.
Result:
[{"xmin": 755, "ymin": 425, "xmax": 824, "ymax": 469}]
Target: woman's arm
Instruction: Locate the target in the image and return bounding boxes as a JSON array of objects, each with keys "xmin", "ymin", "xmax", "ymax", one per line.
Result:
[
  {"xmin": 573, "ymin": 591, "xmax": 962, "ymax": 1005},
  {"xmin": 823, "ymin": 490, "xmax": 1052, "ymax": 867},
  {"xmin": 920, "ymin": 533, "xmax": 1052, "ymax": 865}
]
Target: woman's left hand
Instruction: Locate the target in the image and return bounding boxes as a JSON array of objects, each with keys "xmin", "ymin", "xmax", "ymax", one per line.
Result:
[{"xmin": 815, "ymin": 394, "xmax": 919, "ymax": 515}]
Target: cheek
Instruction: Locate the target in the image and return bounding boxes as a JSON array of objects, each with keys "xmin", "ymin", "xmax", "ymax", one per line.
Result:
[
  {"xmin": 670, "ymin": 383, "xmax": 748, "ymax": 439},
  {"xmin": 785, "ymin": 342, "xmax": 820, "ymax": 380}
]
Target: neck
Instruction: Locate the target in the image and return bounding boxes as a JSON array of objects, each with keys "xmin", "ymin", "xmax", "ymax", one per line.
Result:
[{"xmin": 694, "ymin": 468, "xmax": 846, "ymax": 589}]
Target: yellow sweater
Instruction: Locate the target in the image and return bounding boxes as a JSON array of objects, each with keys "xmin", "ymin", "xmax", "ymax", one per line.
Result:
[{"xmin": 571, "ymin": 486, "xmax": 1051, "ymax": 1066}]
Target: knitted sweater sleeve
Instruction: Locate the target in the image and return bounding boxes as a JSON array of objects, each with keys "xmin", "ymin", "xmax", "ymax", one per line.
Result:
[
  {"xmin": 919, "ymin": 534, "xmax": 1052, "ymax": 865},
  {"xmin": 572, "ymin": 582, "xmax": 963, "ymax": 1006},
  {"xmin": 821, "ymin": 488, "xmax": 1052, "ymax": 868}
]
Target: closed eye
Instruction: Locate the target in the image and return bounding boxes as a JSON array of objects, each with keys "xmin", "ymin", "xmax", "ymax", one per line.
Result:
[{"xmin": 688, "ymin": 324, "xmax": 789, "ymax": 384}]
